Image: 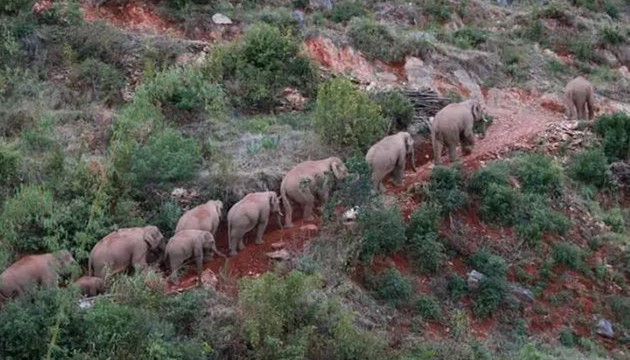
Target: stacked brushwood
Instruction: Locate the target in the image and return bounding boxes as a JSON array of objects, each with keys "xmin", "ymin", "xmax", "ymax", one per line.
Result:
[{"xmin": 402, "ymin": 87, "xmax": 450, "ymax": 134}]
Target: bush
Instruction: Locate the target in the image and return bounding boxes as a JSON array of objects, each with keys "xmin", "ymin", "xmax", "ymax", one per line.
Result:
[
  {"xmin": 1, "ymin": 0, "xmax": 33, "ymax": 14},
  {"xmin": 330, "ymin": 1, "xmax": 366, "ymax": 23},
  {"xmin": 559, "ymin": 328, "xmax": 576, "ymax": 347},
  {"xmin": 408, "ymin": 232, "xmax": 446, "ymax": 273},
  {"xmin": 447, "ymin": 274, "xmax": 468, "ymax": 301},
  {"xmin": 367, "ymin": 268, "xmax": 413, "ymax": 307},
  {"xmin": 472, "ymin": 276, "xmax": 507, "ymax": 318},
  {"xmin": 514, "ymin": 193, "xmax": 570, "ymax": 245},
  {"xmin": 426, "ymin": 166, "xmax": 468, "ymax": 213},
  {"xmin": 511, "ymin": 153, "xmax": 564, "ymax": 197},
  {"xmin": 469, "ymin": 249, "xmax": 508, "ymax": 278},
  {"xmin": 208, "ymin": 23, "xmax": 317, "ymax": 112},
  {"xmin": 552, "ymin": 243, "xmax": 587, "ymax": 271},
  {"xmin": 0, "ymin": 141, "xmax": 20, "ymax": 191},
  {"xmin": 452, "ymin": 27, "xmax": 489, "ymax": 49},
  {"xmin": 407, "ymin": 201, "xmax": 442, "ymax": 239},
  {"xmin": 130, "ymin": 128, "xmax": 201, "ymax": 189},
  {"xmin": 416, "ymin": 295, "xmax": 442, "ymax": 321},
  {"xmin": 425, "ymin": 0, "xmax": 451, "ymax": 22},
  {"xmin": 521, "ymin": 20, "xmax": 545, "ymax": 43},
  {"xmin": 609, "ymin": 295, "xmax": 630, "ymax": 329},
  {"xmin": 479, "ymin": 184, "xmax": 519, "ymax": 225},
  {"xmin": 595, "ymin": 112, "xmax": 630, "ymax": 161},
  {"xmin": 358, "ymin": 204, "xmax": 407, "ymax": 263},
  {"xmin": 570, "ymin": 38, "xmax": 595, "ymax": 62},
  {"xmin": 603, "ymin": 207, "xmax": 626, "ymax": 233},
  {"xmin": 601, "ymin": 26, "xmax": 625, "ymax": 46},
  {"xmin": 74, "ymin": 57, "xmax": 125, "ymax": 104},
  {"xmin": 313, "ymin": 77, "xmax": 386, "ymax": 153},
  {"xmin": 371, "ymin": 90, "xmax": 414, "ymax": 131},
  {"xmin": 569, "ymin": 148, "xmax": 612, "ymax": 188},
  {"xmin": 468, "ymin": 162, "xmax": 511, "ymax": 195},
  {"xmin": 258, "ymin": 8, "xmax": 300, "ymax": 35}
]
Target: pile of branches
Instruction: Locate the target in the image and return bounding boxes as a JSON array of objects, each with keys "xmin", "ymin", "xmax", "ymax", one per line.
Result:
[{"xmin": 402, "ymin": 87, "xmax": 450, "ymax": 133}]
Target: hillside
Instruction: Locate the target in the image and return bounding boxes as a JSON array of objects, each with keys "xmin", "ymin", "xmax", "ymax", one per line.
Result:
[{"xmin": 2, "ymin": 0, "xmax": 630, "ymax": 359}]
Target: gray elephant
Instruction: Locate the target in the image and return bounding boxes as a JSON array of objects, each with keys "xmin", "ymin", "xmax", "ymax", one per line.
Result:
[
  {"xmin": 366, "ymin": 132, "xmax": 418, "ymax": 191},
  {"xmin": 564, "ymin": 76, "xmax": 595, "ymax": 120},
  {"xmin": 175, "ymin": 200, "xmax": 223, "ymax": 237},
  {"xmin": 164, "ymin": 230, "xmax": 224, "ymax": 285},
  {"xmin": 227, "ymin": 191, "xmax": 283, "ymax": 257},
  {"xmin": 280, "ymin": 156, "xmax": 349, "ymax": 228},
  {"xmin": 0, "ymin": 250, "xmax": 75, "ymax": 301},
  {"xmin": 73, "ymin": 276, "xmax": 106, "ymax": 297},
  {"xmin": 88, "ymin": 225, "xmax": 165, "ymax": 280},
  {"xmin": 431, "ymin": 99, "xmax": 485, "ymax": 165}
]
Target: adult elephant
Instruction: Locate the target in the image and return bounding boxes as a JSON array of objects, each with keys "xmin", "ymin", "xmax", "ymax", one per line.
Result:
[
  {"xmin": 175, "ymin": 200, "xmax": 223, "ymax": 238},
  {"xmin": 88, "ymin": 225, "xmax": 165, "ymax": 279},
  {"xmin": 0, "ymin": 250, "xmax": 76, "ymax": 301},
  {"xmin": 280, "ymin": 156, "xmax": 349, "ymax": 228},
  {"xmin": 431, "ymin": 99, "xmax": 485, "ymax": 165},
  {"xmin": 227, "ymin": 191, "xmax": 283, "ymax": 257},
  {"xmin": 564, "ymin": 76, "xmax": 596, "ymax": 120},
  {"xmin": 366, "ymin": 131, "xmax": 417, "ymax": 192},
  {"xmin": 164, "ymin": 230, "xmax": 224, "ymax": 285}
]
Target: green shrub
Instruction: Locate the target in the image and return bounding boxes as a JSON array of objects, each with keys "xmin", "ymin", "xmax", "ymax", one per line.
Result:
[
  {"xmin": 559, "ymin": 328, "xmax": 576, "ymax": 347},
  {"xmin": 408, "ymin": 232, "xmax": 446, "ymax": 273},
  {"xmin": 552, "ymin": 243, "xmax": 587, "ymax": 271},
  {"xmin": 609, "ymin": 295, "xmax": 630, "ymax": 329},
  {"xmin": 511, "ymin": 153, "xmax": 564, "ymax": 197},
  {"xmin": 470, "ymin": 249, "xmax": 508, "ymax": 278},
  {"xmin": 595, "ymin": 112, "xmax": 630, "ymax": 161},
  {"xmin": 151, "ymin": 199, "xmax": 183, "ymax": 237},
  {"xmin": 37, "ymin": 0, "xmax": 83, "ymax": 26},
  {"xmin": 74, "ymin": 57, "xmax": 125, "ymax": 104},
  {"xmin": 569, "ymin": 148, "xmax": 612, "ymax": 188},
  {"xmin": 330, "ymin": 1, "xmax": 366, "ymax": 23},
  {"xmin": 427, "ymin": 166, "xmax": 468, "ymax": 213},
  {"xmin": 358, "ymin": 204, "xmax": 407, "ymax": 263},
  {"xmin": 208, "ymin": 23, "xmax": 316, "ymax": 112},
  {"xmin": 407, "ymin": 201, "xmax": 442, "ymax": 239},
  {"xmin": 367, "ymin": 268, "xmax": 413, "ymax": 307},
  {"xmin": 521, "ymin": 20, "xmax": 545, "ymax": 43},
  {"xmin": 601, "ymin": 27, "xmax": 625, "ymax": 46},
  {"xmin": 447, "ymin": 274, "xmax": 468, "ymax": 301},
  {"xmin": 0, "ymin": 141, "xmax": 20, "ymax": 190},
  {"xmin": 570, "ymin": 38, "xmax": 595, "ymax": 62},
  {"xmin": 468, "ymin": 162, "xmax": 511, "ymax": 195},
  {"xmin": 372, "ymin": 90, "xmax": 414, "ymax": 131},
  {"xmin": 416, "ymin": 295, "xmax": 442, "ymax": 321},
  {"xmin": 258, "ymin": 8, "xmax": 300, "ymax": 35},
  {"xmin": 313, "ymin": 77, "xmax": 386, "ymax": 153},
  {"xmin": 603, "ymin": 207, "xmax": 626, "ymax": 233},
  {"xmin": 130, "ymin": 128, "xmax": 201, "ymax": 189},
  {"xmin": 514, "ymin": 193, "xmax": 571, "ymax": 245},
  {"xmin": 425, "ymin": 0, "xmax": 451, "ymax": 22},
  {"xmin": 452, "ymin": 27, "xmax": 489, "ymax": 49},
  {"xmin": 604, "ymin": 0, "xmax": 620, "ymax": 18},
  {"xmin": 479, "ymin": 184, "xmax": 519, "ymax": 225},
  {"xmin": 472, "ymin": 276, "xmax": 507, "ymax": 318},
  {"xmin": 1, "ymin": 0, "xmax": 33, "ymax": 14}
]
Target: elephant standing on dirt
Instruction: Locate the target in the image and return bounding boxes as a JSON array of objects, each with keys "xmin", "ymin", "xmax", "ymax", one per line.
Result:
[
  {"xmin": 281, "ymin": 156, "xmax": 350, "ymax": 228},
  {"xmin": 366, "ymin": 131, "xmax": 417, "ymax": 191},
  {"xmin": 431, "ymin": 99, "xmax": 485, "ymax": 165},
  {"xmin": 227, "ymin": 191, "xmax": 283, "ymax": 257},
  {"xmin": 164, "ymin": 230, "xmax": 224, "ymax": 285},
  {"xmin": 88, "ymin": 225, "xmax": 165, "ymax": 279},
  {"xmin": 74, "ymin": 276, "xmax": 105, "ymax": 297},
  {"xmin": 564, "ymin": 76, "xmax": 595, "ymax": 120},
  {"xmin": 175, "ymin": 200, "xmax": 223, "ymax": 238},
  {"xmin": 0, "ymin": 250, "xmax": 76, "ymax": 301}
]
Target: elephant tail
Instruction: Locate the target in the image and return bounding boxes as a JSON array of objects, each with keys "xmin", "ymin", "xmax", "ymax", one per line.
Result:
[{"xmin": 88, "ymin": 256, "xmax": 94, "ymax": 277}]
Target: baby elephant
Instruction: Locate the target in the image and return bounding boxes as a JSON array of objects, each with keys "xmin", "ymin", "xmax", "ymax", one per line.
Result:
[
  {"xmin": 74, "ymin": 276, "xmax": 106, "ymax": 297},
  {"xmin": 165, "ymin": 230, "xmax": 225, "ymax": 285},
  {"xmin": 227, "ymin": 191, "xmax": 283, "ymax": 257},
  {"xmin": 564, "ymin": 76, "xmax": 595, "ymax": 120},
  {"xmin": 431, "ymin": 99, "xmax": 485, "ymax": 165},
  {"xmin": 366, "ymin": 131, "xmax": 417, "ymax": 192},
  {"xmin": 0, "ymin": 250, "xmax": 76, "ymax": 301}
]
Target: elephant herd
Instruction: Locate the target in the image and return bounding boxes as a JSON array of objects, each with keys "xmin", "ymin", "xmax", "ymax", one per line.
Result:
[{"xmin": 0, "ymin": 76, "xmax": 596, "ymax": 304}]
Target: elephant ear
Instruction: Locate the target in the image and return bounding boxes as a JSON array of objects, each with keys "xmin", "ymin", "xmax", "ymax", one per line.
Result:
[
  {"xmin": 471, "ymin": 101, "xmax": 483, "ymax": 122},
  {"xmin": 143, "ymin": 226, "xmax": 163, "ymax": 250},
  {"xmin": 330, "ymin": 159, "xmax": 345, "ymax": 179},
  {"xmin": 212, "ymin": 201, "xmax": 223, "ymax": 220},
  {"xmin": 203, "ymin": 231, "xmax": 214, "ymax": 247},
  {"xmin": 403, "ymin": 132, "xmax": 413, "ymax": 153},
  {"xmin": 269, "ymin": 192, "xmax": 277, "ymax": 208}
]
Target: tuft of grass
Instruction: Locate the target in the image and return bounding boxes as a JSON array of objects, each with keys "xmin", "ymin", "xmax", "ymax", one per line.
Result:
[
  {"xmin": 552, "ymin": 243, "xmax": 587, "ymax": 271},
  {"xmin": 601, "ymin": 26, "xmax": 625, "ymax": 46},
  {"xmin": 416, "ymin": 295, "xmax": 442, "ymax": 321},
  {"xmin": 451, "ymin": 27, "xmax": 489, "ymax": 49},
  {"xmin": 470, "ymin": 249, "xmax": 508, "ymax": 278}
]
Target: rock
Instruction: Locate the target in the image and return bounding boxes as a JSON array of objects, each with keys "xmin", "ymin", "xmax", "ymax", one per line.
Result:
[
  {"xmin": 267, "ymin": 249, "xmax": 291, "ymax": 261},
  {"xmin": 271, "ymin": 242, "xmax": 286, "ymax": 250},
  {"xmin": 291, "ymin": 10, "xmax": 305, "ymax": 28},
  {"xmin": 78, "ymin": 298, "xmax": 95, "ymax": 310},
  {"xmin": 467, "ymin": 270, "xmax": 486, "ymax": 291},
  {"xmin": 309, "ymin": 0, "xmax": 333, "ymax": 11},
  {"xmin": 595, "ymin": 318, "xmax": 614, "ymax": 338},
  {"xmin": 496, "ymin": 0, "xmax": 513, "ymax": 6},
  {"xmin": 507, "ymin": 283, "xmax": 535, "ymax": 304},
  {"xmin": 601, "ymin": 49, "xmax": 619, "ymax": 67},
  {"xmin": 619, "ymin": 66, "xmax": 630, "ymax": 79},
  {"xmin": 281, "ymin": 87, "xmax": 306, "ymax": 111},
  {"xmin": 453, "ymin": 69, "xmax": 482, "ymax": 100},
  {"xmin": 212, "ymin": 13, "xmax": 233, "ymax": 25},
  {"xmin": 300, "ymin": 224, "xmax": 319, "ymax": 232},
  {"xmin": 404, "ymin": 57, "xmax": 436, "ymax": 87},
  {"xmin": 614, "ymin": 45, "xmax": 630, "ymax": 67},
  {"xmin": 342, "ymin": 206, "xmax": 359, "ymax": 224},
  {"xmin": 611, "ymin": 161, "xmax": 630, "ymax": 186}
]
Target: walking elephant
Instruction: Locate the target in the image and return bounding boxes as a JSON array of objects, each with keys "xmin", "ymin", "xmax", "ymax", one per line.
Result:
[
  {"xmin": 74, "ymin": 276, "xmax": 106, "ymax": 297},
  {"xmin": 88, "ymin": 225, "xmax": 165, "ymax": 280},
  {"xmin": 175, "ymin": 200, "xmax": 223, "ymax": 237},
  {"xmin": 0, "ymin": 250, "xmax": 76, "ymax": 301},
  {"xmin": 164, "ymin": 230, "xmax": 224, "ymax": 285},
  {"xmin": 564, "ymin": 76, "xmax": 595, "ymax": 120},
  {"xmin": 431, "ymin": 99, "xmax": 485, "ymax": 165},
  {"xmin": 280, "ymin": 156, "xmax": 349, "ymax": 228},
  {"xmin": 366, "ymin": 131, "xmax": 417, "ymax": 191},
  {"xmin": 227, "ymin": 191, "xmax": 283, "ymax": 257}
]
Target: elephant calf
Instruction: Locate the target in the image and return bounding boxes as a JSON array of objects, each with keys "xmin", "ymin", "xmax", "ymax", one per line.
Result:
[
  {"xmin": 89, "ymin": 225, "xmax": 165, "ymax": 280},
  {"xmin": 165, "ymin": 230, "xmax": 224, "ymax": 285},
  {"xmin": 280, "ymin": 156, "xmax": 349, "ymax": 228},
  {"xmin": 366, "ymin": 131, "xmax": 417, "ymax": 191},
  {"xmin": 74, "ymin": 276, "xmax": 106, "ymax": 297},
  {"xmin": 227, "ymin": 191, "xmax": 283, "ymax": 257},
  {"xmin": 431, "ymin": 99, "xmax": 485, "ymax": 165},
  {"xmin": 175, "ymin": 200, "xmax": 223, "ymax": 237},
  {"xmin": 0, "ymin": 250, "xmax": 75, "ymax": 301},
  {"xmin": 564, "ymin": 76, "xmax": 595, "ymax": 120}
]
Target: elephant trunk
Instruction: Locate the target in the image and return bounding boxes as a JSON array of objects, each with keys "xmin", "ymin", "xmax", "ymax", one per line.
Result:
[{"xmin": 212, "ymin": 243, "xmax": 226, "ymax": 258}]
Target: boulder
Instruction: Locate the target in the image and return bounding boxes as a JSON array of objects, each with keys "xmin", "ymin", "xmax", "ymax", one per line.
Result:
[
  {"xmin": 595, "ymin": 318, "xmax": 614, "ymax": 339},
  {"xmin": 467, "ymin": 270, "xmax": 486, "ymax": 290},
  {"xmin": 267, "ymin": 249, "xmax": 291, "ymax": 261},
  {"xmin": 309, "ymin": 0, "xmax": 333, "ymax": 11},
  {"xmin": 292, "ymin": 10, "xmax": 305, "ymax": 28},
  {"xmin": 507, "ymin": 283, "xmax": 535, "ymax": 304},
  {"xmin": 601, "ymin": 49, "xmax": 619, "ymax": 67},
  {"xmin": 212, "ymin": 13, "xmax": 233, "ymax": 25}
]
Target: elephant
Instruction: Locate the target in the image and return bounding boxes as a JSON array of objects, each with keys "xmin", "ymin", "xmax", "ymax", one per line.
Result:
[
  {"xmin": 365, "ymin": 131, "xmax": 418, "ymax": 191},
  {"xmin": 564, "ymin": 76, "xmax": 595, "ymax": 120},
  {"xmin": 164, "ymin": 230, "xmax": 224, "ymax": 285},
  {"xmin": 175, "ymin": 200, "xmax": 223, "ymax": 237},
  {"xmin": 73, "ymin": 276, "xmax": 105, "ymax": 297},
  {"xmin": 431, "ymin": 99, "xmax": 485, "ymax": 165},
  {"xmin": 227, "ymin": 191, "xmax": 283, "ymax": 257},
  {"xmin": 0, "ymin": 250, "xmax": 76, "ymax": 301},
  {"xmin": 88, "ymin": 225, "xmax": 165, "ymax": 280},
  {"xmin": 280, "ymin": 156, "xmax": 349, "ymax": 228}
]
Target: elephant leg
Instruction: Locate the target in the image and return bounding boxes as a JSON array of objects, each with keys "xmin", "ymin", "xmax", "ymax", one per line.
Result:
[
  {"xmin": 302, "ymin": 191, "xmax": 316, "ymax": 221},
  {"xmin": 393, "ymin": 162, "xmax": 404, "ymax": 186},
  {"xmin": 195, "ymin": 255, "xmax": 203, "ymax": 286},
  {"xmin": 284, "ymin": 199, "xmax": 293, "ymax": 229},
  {"xmin": 228, "ymin": 233, "xmax": 240, "ymax": 257},
  {"xmin": 447, "ymin": 142, "xmax": 458, "ymax": 163},
  {"xmin": 587, "ymin": 94, "xmax": 595, "ymax": 120},
  {"xmin": 433, "ymin": 140, "xmax": 443, "ymax": 165},
  {"xmin": 254, "ymin": 218, "xmax": 268, "ymax": 245},
  {"xmin": 576, "ymin": 99, "xmax": 585, "ymax": 120}
]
